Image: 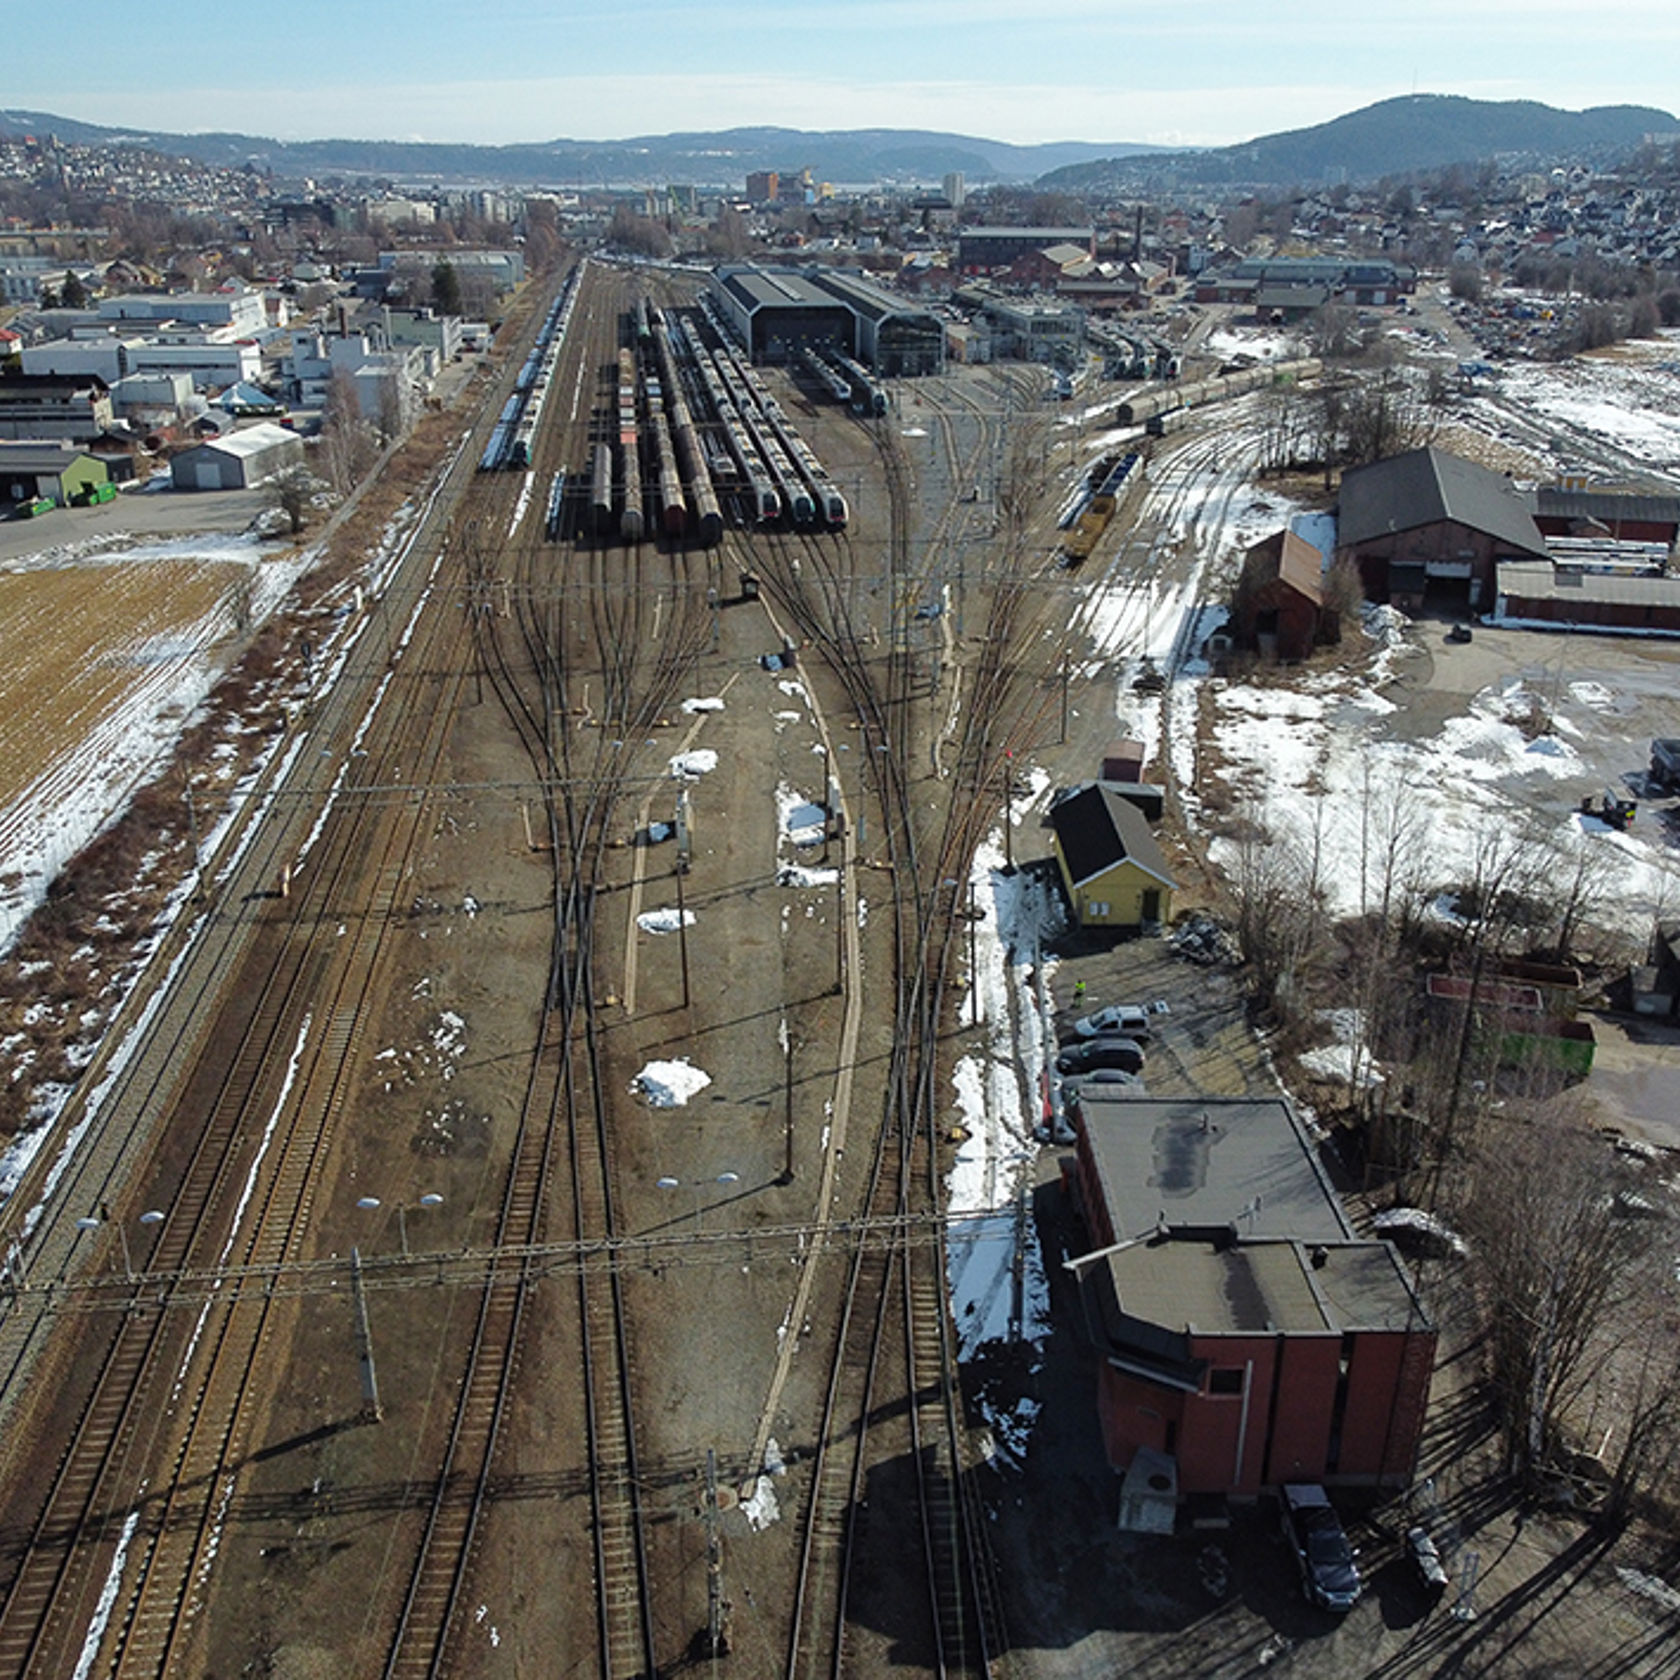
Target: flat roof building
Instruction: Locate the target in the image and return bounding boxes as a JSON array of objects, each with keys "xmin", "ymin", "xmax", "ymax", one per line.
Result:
[{"xmin": 1064, "ymin": 1094, "xmax": 1434, "ymax": 1499}]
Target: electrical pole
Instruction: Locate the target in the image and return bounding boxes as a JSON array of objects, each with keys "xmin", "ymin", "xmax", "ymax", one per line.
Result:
[
  {"xmin": 782, "ymin": 1033, "xmax": 795, "ymax": 1185},
  {"xmin": 350, "ymin": 1246, "xmax": 383, "ymax": 1423},
  {"xmin": 704, "ymin": 1448, "xmax": 729, "ymax": 1658},
  {"xmin": 674, "ymin": 858, "xmax": 691, "ymax": 1012}
]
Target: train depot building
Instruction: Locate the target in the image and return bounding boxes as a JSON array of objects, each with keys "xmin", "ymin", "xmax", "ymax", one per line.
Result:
[
  {"xmin": 1335, "ymin": 445, "xmax": 1549, "ymax": 613},
  {"xmin": 708, "ymin": 266, "xmax": 945, "ymax": 375},
  {"xmin": 1063, "ymin": 1094, "xmax": 1434, "ymax": 1504}
]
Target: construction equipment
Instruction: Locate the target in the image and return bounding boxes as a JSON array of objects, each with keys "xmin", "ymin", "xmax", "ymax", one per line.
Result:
[{"xmin": 1581, "ymin": 789, "xmax": 1636, "ymax": 831}]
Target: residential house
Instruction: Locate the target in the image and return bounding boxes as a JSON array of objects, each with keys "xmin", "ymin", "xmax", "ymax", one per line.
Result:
[{"xmin": 1048, "ymin": 784, "xmax": 1176, "ymax": 930}]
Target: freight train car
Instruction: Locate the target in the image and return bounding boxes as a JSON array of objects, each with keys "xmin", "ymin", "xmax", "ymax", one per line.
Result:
[
  {"xmin": 591, "ymin": 442, "xmax": 613, "ymax": 534},
  {"xmin": 1115, "ymin": 357, "xmax": 1321, "ymax": 428},
  {"xmin": 545, "ymin": 470, "xmax": 567, "ymax": 541}
]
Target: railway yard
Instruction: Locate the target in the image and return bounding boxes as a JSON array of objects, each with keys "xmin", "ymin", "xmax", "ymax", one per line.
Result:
[
  {"xmin": 0, "ymin": 255, "xmax": 1109, "ymax": 1680},
  {"xmin": 2, "ymin": 254, "xmax": 1680, "ymax": 1680}
]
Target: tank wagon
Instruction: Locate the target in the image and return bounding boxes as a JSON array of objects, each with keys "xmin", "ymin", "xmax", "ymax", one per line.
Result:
[
  {"xmin": 591, "ymin": 442, "xmax": 614, "ymax": 534},
  {"xmin": 1115, "ymin": 357, "xmax": 1322, "ymax": 430},
  {"xmin": 653, "ymin": 315, "xmax": 723, "ymax": 545},
  {"xmin": 617, "ymin": 344, "xmax": 644, "ymax": 541}
]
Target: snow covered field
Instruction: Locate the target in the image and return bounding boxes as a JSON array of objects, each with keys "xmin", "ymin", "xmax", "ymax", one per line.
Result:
[
  {"xmin": 1087, "ymin": 343, "xmax": 1680, "ymax": 944},
  {"xmin": 0, "ymin": 533, "xmax": 313, "ymax": 954}
]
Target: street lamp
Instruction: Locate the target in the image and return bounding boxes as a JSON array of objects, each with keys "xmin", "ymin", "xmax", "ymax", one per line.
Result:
[
  {"xmin": 356, "ymin": 1192, "xmax": 444, "ymax": 1256},
  {"xmin": 656, "ymin": 1171, "xmax": 739, "ymax": 1233},
  {"xmin": 76, "ymin": 1207, "xmax": 164, "ymax": 1281}
]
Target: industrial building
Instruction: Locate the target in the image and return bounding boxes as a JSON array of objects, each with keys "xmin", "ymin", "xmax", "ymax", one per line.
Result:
[
  {"xmin": 706, "ymin": 267, "xmax": 946, "ymax": 375},
  {"xmin": 708, "ymin": 268, "xmax": 856, "ymax": 363},
  {"xmin": 981, "ymin": 298, "xmax": 1085, "ymax": 364},
  {"xmin": 809, "ymin": 270, "xmax": 945, "ymax": 376},
  {"xmin": 957, "ymin": 227, "xmax": 1095, "ymax": 273},
  {"xmin": 1063, "ymin": 1093, "xmax": 1434, "ymax": 1501},
  {"xmin": 1336, "ymin": 446, "xmax": 1549, "ymax": 612},
  {"xmin": 170, "ymin": 422, "xmax": 303, "ymax": 492},
  {"xmin": 0, "ymin": 374, "xmax": 115, "ymax": 443},
  {"xmin": 0, "ymin": 442, "xmax": 109, "ymax": 508}
]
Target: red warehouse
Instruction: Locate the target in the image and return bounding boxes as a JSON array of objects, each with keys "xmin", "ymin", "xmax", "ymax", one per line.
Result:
[{"xmin": 1064, "ymin": 1095, "xmax": 1433, "ymax": 1500}]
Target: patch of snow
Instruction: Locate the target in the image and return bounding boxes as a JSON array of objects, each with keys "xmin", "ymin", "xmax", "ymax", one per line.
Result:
[
  {"xmin": 633, "ymin": 1059, "xmax": 711, "ymax": 1107},
  {"xmin": 777, "ymin": 783, "xmax": 827, "ymax": 847},
  {"xmin": 637, "ymin": 907, "xmax": 694, "ymax": 935},
  {"xmin": 742, "ymin": 1475, "xmax": 780, "ymax": 1530},
  {"xmin": 777, "ymin": 865, "xmax": 838, "ymax": 888},
  {"xmin": 681, "ymin": 696, "xmax": 725, "ymax": 713},
  {"xmin": 669, "ymin": 749, "xmax": 718, "ymax": 781}
]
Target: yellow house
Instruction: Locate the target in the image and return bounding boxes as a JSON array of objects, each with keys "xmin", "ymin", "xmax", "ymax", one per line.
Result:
[{"xmin": 1048, "ymin": 784, "xmax": 1176, "ymax": 930}]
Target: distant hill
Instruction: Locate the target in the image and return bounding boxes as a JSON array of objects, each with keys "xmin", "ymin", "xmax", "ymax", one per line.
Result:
[
  {"xmin": 0, "ymin": 111, "xmax": 1164, "ymax": 187},
  {"xmin": 1037, "ymin": 95, "xmax": 1679, "ymax": 192}
]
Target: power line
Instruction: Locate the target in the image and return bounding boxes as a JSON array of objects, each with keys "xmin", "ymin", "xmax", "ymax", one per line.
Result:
[{"xmin": 8, "ymin": 1206, "xmax": 1022, "ymax": 1316}]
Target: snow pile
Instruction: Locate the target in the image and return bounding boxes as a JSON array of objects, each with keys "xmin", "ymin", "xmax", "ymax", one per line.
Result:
[
  {"xmin": 1371, "ymin": 1206, "xmax": 1469, "ymax": 1258},
  {"xmin": 1297, "ymin": 1010, "xmax": 1383, "ymax": 1089},
  {"xmin": 668, "ymin": 749, "xmax": 718, "ymax": 781},
  {"xmin": 506, "ymin": 470, "xmax": 535, "ymax": 538},
  {"xmin": 741, "ymin": 1439, "xmax": 786, "ymax": 1530},
  {"xmin": 680, "ymin": 696, "xmax": 725, "ymax": 714},
  {"xmin": 776, "ymin": 864, "xmax": 838, "ymax": 888},
  {"xmin": 632, "ymin": 1059, "xmax": 711, "ymax": 1107},
  {"xmin": 945, "ymin": 838, "xmax": 1053, "ymax": 1368},
  {"xmin": 636, "ymin": 907, "xmax": 694, "ymax": 935},
  {"xmin": 777, "ymin": 782, "xmax": 827, "ymax": 848}
]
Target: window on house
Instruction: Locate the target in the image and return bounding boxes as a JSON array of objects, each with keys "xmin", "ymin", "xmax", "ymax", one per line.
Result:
[{"xmin": 1208, "ymin": 1368, "xmax": 1244, "ymax": 1396}]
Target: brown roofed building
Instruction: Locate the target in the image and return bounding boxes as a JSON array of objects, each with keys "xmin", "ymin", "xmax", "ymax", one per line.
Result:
[
  {"xmin": 1232, "ymin": 529, "xmax": 1338, "ymax": 661},
  {"xmin": 1065, "ymin": 1093, "xmax": 1435, "ymax": 1498}
]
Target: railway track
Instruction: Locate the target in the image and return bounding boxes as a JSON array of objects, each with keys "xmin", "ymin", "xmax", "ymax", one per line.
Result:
[
  {"xmin": 379, "ymin": 262, "xmax": 716, "ymax": 1679},
  {"xmin": 0, "ymin": 273, "xmax": 564, "ymax": 1678},
  {"xmin": 754, "ymin": 372, "xmax": 1070, "ymax": 1675}
]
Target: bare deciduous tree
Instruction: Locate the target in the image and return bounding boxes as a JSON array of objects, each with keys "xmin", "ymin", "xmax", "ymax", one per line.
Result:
[
  {"xmin": 1461, "ymin": 1107, "xmax": 1650, "ymax": 1479},
  {"xmin": 266, "ymin": 464, "xmax": 314, "ymax": 537}
]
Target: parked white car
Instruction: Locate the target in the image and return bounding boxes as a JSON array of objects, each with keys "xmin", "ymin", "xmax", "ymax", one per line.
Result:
[{"xmin": 1068, "ymin": 1001, "xmax": 1169, "ymax": 1041}]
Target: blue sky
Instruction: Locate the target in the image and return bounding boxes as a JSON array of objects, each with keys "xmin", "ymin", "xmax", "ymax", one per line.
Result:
[{"xmin": 11, "ymin": 0, "xmax": 1680, "ymax": 149}]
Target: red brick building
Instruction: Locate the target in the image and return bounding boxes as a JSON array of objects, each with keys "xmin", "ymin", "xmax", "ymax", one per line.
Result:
[
  {"xmin": 1232, "ymin": 529, "xmax": 1338, "ymax": 661},
  {"xmin": 1336, "ymin": 446, "xmax": 1549, "ymax": 613},
  {"xmin": 1064, "ymin": 1095, "xmax": 1433, "ymax": 1498}
]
